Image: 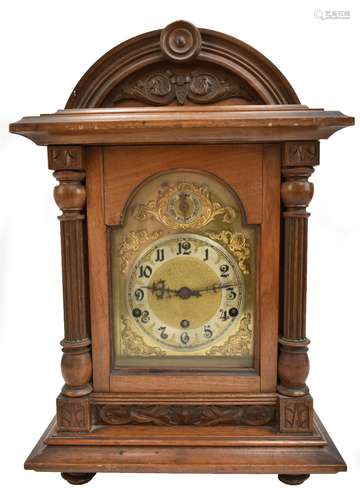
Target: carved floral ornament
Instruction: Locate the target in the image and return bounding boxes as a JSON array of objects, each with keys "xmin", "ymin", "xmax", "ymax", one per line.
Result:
[{"xmin": 115, "ymin": 69, "xmax": 255, "ymax": 106}]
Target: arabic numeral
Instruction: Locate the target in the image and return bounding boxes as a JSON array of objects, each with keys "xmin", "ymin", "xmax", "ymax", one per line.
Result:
[
  {"xmin": 180, "ymin": 332, "xmax": 190, "ymax": 345},
  {"xmin": 203, "ymin": 248, "xmax": 209, "ymax": 261},
  {"xmin": 155, "ymin": 248, "xmax": 165, "ymax": 262},
  {"xmin": 220, "ymin": 309, "xmax": 229, "ymax": 321},
  {"xmin": 226, "ymin": 287, "xmax": 237, "ymax": 300},
  {"xmin": 219, "ymin": 264, "xmax": 230, "ymax": 278},
  {"xmin": 177, "ymin": 241, "xmax": 192, "ymax": 255},
  {"xmin": 141, "ymin": 310, "xmax": 150, "ymax": 323},
  {"xmin": 203, "ymin": 325, "xmax": 213, "ymax": 339},
  {"xmin": 138, "ymin": 264, "xmax": 152, "ymax": 278},
  {"xmin": 134, "ymin": 288, "xmax": 144, "ymax": 301},
  {"xmin": 158, "ymin": 326, "xmax": 168, "ymax": 339}
]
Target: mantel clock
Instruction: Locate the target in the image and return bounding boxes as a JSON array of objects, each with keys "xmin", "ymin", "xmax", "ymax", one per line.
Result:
[{"xmin": 10, "ymin": 21, "xmax": 354, "ymax": 485}]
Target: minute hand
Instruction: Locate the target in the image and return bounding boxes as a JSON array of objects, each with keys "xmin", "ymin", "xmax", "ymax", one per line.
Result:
[{"xmin": 194, "ymin": 283, "xmax": 241, "ymax": 294}]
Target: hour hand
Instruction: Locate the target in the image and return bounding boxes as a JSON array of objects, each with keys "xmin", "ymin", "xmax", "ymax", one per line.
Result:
[
  {"xmin": 140, "ymin": 280, "xmax": 174, "ymax": 299},
  {"xmin": 140, "ymin": 281, "xmax": 201, "ymax": 300}
]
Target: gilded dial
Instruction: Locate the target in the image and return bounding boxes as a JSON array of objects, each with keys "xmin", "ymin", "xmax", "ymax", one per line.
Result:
[{"xmin": 127, "ymin": 233, "xmax": 245, "ymax": 351}]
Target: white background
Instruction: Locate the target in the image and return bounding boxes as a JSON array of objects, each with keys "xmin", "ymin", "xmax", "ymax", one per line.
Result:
[{"xmin": 1, "ymin": 0, "xmax": 359, "ymax": 498}]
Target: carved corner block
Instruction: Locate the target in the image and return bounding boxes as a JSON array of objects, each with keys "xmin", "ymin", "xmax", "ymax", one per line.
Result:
[
  {"xmin": 282, "ymin": 141, "xmax": 319, "ymax": 167},
  {"xmin": 278, "ymin": 395, "xmax": 313, "ymax": 433},
  {"xmin": 56, "ymin": 394, "xmax": 91, "ymax": 432},
  {"xmin": 48, "ymin": 146, "xmax": 83, "ymax": 171}
]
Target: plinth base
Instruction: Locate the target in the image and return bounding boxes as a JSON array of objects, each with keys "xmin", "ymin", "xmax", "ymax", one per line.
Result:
[{"xmin": 25, "ymin": 412, "xmax": 346, "ymax": 484}]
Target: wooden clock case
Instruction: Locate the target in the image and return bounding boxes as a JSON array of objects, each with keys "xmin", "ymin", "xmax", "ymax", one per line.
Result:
[{"xmin": 10, "ymin": 21, "xmax": 354, "ymax": 485}]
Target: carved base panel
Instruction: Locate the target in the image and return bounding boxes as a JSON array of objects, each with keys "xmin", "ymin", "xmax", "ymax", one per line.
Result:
[
  {"xmin": 95, "ymin": 404, "xmax": 276, "ymax": 427},
  {"xmin": 26, "ymin": 413, "xmax": 346, "ymax": 478}
]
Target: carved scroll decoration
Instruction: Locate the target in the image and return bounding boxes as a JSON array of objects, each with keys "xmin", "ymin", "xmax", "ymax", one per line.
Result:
[
  {"xmin": 132, "ymin": 182, "xmax": 236, "ymax": 230},
  {"xmin": 114, "ymin": 69, "xmax": 255, "ymax": 106},
  {"xmin": 205, "ymin": 312, "xmax": 253, "ymax": 356},
  {"xmin": 97, "ymin": 403, "xmax": 275, "ymax": 426}
]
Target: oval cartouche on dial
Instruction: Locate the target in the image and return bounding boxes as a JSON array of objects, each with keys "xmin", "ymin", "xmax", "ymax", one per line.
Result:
[{"xmin": 127, "ymin": 234, "xmax": 245, "ymax": 352}]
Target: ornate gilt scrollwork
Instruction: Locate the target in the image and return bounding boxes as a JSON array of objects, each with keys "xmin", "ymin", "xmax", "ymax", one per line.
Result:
[
  {"xmin": 117, "ymin": 230, "xmax": 162, "ymax": 274},
  {"xmin": 206, "ymin": 230, "xmax": 250, "ymax": 275},
  {"xmin": 120, "ymin": 316, "xmax": 167, "ymax": 357},
  {"xmin": 205, "ymin": 312, "xmax": 253, "ymax": 356},
  {"xmin": 132, "ymin": 181, "xmax": 235, "ymax": 230}
]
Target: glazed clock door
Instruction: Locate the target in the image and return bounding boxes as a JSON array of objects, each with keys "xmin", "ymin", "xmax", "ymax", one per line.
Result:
[
  {"xmin": 111, "ymin": 169, "xmax": 256, "ymax": 370},
  {"xmin": 86, "ymin": 144, "xmax": 280, "ymax": 394}
]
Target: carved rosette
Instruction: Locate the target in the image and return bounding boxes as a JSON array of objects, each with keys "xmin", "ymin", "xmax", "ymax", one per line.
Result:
[
  {"xmin": 97, "ymin": 404, "xmax": 275, "ymax": 426},
  {"xmin": 160, "ymin": 20, "xmax": 202, "ymax": 62},
  {"xmin": 278, "ymin": 142, "xmax": 319, "ymax": 406},
  {"xmin": 48, "ymin": 146, "xmax": 92, "ymax": 403}
]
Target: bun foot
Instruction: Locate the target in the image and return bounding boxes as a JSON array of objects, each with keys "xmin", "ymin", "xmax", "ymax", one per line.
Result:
[
  {"xmin": 278, "ymin": 474, "xmax": 310, "ymax": 485},
  {"xmin": 61, "ymin": 472, "xmax": 96, "ymax": 485}
]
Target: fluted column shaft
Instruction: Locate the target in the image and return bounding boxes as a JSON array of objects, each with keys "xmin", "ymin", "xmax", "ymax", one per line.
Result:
[{"xmin": 48, "ymin": 146, "xmax": 92, "ymax": 432}]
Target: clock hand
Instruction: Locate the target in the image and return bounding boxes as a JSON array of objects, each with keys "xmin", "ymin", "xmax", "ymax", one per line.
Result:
[
  {"xmin": 140, "ymin": 281, "xmax": 178, "ymax": 298},
  {"xmin": 194, "ymin": 282, "xmax": 241, "ymax": 294},
  {"xmin": 140, "ymin": 281, "xmax": 240, "ymax": 300},
  {"xmin": 140, "ymin": 281, "xmax": 201, "ymax": 299}
]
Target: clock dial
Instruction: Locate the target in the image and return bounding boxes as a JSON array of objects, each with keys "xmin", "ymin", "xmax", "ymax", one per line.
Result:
[{"xmin": 127, "ymin": 234, "xmax": 244, "ymax": 351}]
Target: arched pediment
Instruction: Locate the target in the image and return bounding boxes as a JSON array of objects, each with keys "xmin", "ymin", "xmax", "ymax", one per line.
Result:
[{"xmin": 66, "ymin": 21, "xmax": 300, "ymax": 108}]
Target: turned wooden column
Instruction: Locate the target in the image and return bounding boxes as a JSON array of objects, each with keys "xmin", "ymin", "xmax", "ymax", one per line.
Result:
[
  {"xmin": 278, "ymin": 141, "xmax": 319, "ymax": 433},
  {"xmin": 48, "ymin": 146, "xmax": 92, "ymax": 432}
]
